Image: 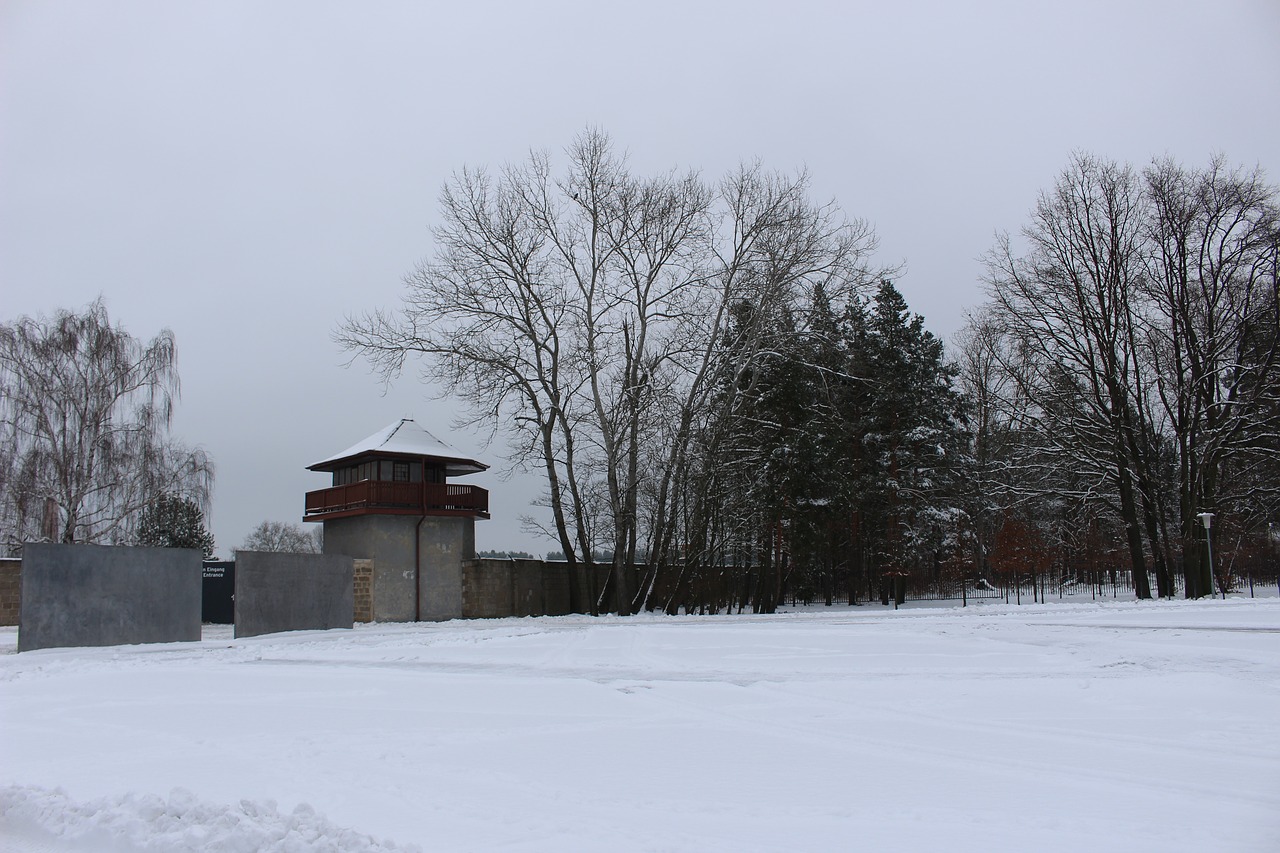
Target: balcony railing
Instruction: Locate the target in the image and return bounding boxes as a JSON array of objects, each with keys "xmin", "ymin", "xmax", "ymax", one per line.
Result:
[{"xmin": 304, "ymin": 480, "xmax": 489, "ymax": 519}]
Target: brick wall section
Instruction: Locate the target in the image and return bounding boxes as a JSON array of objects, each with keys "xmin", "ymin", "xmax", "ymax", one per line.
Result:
[
  {"xmin": 0, "ymin": 558, "xmax": 20, "ymax": 627},
  {"xmin": 353, "ymin": 559, "xmax": 374, "ymax": 623}
]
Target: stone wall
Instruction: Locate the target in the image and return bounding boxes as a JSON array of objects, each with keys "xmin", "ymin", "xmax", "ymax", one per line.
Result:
[
  {"xmin": 18, "ymin": 543, "xmax": 202, "ymax": 652},
  {"xmin": 353, "ymin": 559, "xmax": 374, "ymax": 622},
  {"xmin": 0, "ymin": 557, "xmax": 21, "ymax": 627}
]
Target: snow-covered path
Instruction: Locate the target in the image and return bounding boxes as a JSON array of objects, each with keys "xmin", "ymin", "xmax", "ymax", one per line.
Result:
[{"xmin": 2, "ymin": 598, "xmax": 1278, "ymax": 852}]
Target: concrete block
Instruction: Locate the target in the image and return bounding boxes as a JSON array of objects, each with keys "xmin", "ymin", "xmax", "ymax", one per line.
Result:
[
  {"xmin": 234, "ymin": 551, "xmax": 353, "ymax": 639},
  {"xmin": 18, "ymin": 543, "xmax": 201, "ymax": 652}
]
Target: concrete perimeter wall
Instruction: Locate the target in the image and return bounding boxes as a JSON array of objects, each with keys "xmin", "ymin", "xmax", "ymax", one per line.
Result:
[
  {"xmin": 463, "ymin": 558, "xmax": 601, "ymax": 618},
  {"xmin": 234, "ymin": 551, "xmax": 354, "ymax": 639},
  {"xmin": 568, "ymin": 563, "xmax": 639, "ymax": 615},
  {"xmin": 18, "ymin": 543, "xmax": 201, "ymax": 652}
]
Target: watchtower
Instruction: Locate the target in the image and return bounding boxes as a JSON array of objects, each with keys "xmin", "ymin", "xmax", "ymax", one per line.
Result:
[{"xmin": 303, "ymin": 419, "xmax": 488, "ymax": 621}]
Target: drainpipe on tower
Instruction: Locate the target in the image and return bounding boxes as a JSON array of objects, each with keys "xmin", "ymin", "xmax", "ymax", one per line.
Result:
[{"xmin": 415, "ymin": 477, "xmax": 426, "ymax": 622}]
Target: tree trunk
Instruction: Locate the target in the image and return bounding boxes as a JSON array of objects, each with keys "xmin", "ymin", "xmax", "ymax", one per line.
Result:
[{"xmin": 1117, "ymin": 464, "xmax": 1152, "ymax": 599}]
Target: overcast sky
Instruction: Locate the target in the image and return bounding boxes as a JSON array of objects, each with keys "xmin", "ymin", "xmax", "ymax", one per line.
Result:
[{"xmin": 2, "ymin": 0, "xmax": 1277, "ymax": 557}]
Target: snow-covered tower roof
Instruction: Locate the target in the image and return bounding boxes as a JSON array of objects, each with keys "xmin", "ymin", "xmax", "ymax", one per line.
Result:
[{"xmin": 307, "ymin": 419, "xmax": 487, "ymax": 477}]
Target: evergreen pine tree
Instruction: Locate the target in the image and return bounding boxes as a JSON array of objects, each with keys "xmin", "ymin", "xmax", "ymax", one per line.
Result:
[{"xmin": 136, "ymin": 495, "xmax": 215, "ymax": 558}]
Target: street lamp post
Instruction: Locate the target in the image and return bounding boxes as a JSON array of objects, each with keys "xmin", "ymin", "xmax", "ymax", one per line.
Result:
[
  {"xmin": 1271, "ymin": 522, "xmax": 1279, "ymax": 598},
  {"xmin": 1196, "ymin": 512, "xmax": 1218, "ymax": 599}
]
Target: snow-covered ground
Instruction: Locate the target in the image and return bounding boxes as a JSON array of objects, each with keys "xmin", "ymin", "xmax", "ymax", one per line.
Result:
[{"xmin": 2, "ymin": 597, "xmax": 1277, "ymax": 852}]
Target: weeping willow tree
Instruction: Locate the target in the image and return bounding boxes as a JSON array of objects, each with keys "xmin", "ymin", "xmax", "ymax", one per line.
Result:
[{"xmin": 0, "ymin": 299, "xmax": 213, "ymax": 553}]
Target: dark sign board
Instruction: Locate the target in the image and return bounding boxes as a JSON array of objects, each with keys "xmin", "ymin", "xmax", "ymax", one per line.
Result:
[{"xmin": 201, "ymin": 561, "xmax": 235, "ymax": 624}]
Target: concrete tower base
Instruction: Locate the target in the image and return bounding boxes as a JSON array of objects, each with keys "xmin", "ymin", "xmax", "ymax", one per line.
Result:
[{"xmin": 321, "ymin": 514, "xmax": 475, "ymax": 622}]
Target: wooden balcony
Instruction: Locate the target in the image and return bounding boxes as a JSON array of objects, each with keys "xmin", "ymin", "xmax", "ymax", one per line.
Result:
[{"xmin": 304, "ymin": 480, "xmax": 489, "ymax": 521}]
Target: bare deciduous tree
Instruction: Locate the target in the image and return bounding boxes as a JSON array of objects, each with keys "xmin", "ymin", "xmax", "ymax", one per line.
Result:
[
  {"xmin": 340, "ymin": 130, "xmax": 882, "ymax": 613},
  {"xmin": 984, "ymin": 154, "xmax": 1162, "ymax": 598},
  {"xmin": 975, "ymin": 152, "xmax": 1279, "ymax": 598},
  {"xmin": 237, "ymin": 521, "xmax": 321, "ymax": 554},
  {"xmin": 1142, "ymin": 155, "xmax": 1280, "ymax": 596}
]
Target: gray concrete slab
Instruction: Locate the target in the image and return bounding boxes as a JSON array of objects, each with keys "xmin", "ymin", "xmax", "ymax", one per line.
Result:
[
  {"xmin": 233, "ymin": 551, "xmax": 353, "ymax": 639},
  {"xmin": 18, "ymin": 543, "xmax": 202, "ymax": 652}
]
